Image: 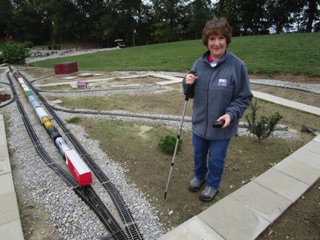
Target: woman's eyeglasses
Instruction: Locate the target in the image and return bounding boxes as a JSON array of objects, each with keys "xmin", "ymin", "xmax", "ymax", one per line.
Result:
[{"xmin": 206, "ymin": 22, "xmax": 226, "ymax": 29}]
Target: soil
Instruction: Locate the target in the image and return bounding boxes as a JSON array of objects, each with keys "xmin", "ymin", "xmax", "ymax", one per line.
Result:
[
  {"xmin": 5, "ymin": 67, "xmax": 320, "ymax": 240},
  {"xmin": 0, "ymin": 93, "xmax": 11, "ymax": 102}
]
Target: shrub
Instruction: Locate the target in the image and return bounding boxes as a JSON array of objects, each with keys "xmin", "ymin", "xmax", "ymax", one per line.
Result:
[
  {"xmin": 0, "ymin": 51, "xmax": 4, "ymax": 64},
  {"xmin": 66, "ymin": 116, "xmax": 81, "ymax": 123},
  {"xmin": 158, "ymin": 134, "xmax": 183, "ymax": 155},
  {"xmin": 48, "ymin": 44, "xmax": 61, "ymax": 50},
  {"xmin": 24, "ymin": 41, "xmax": 33, "ymax": 48},
  {"xmin": 0, "ymin": 41, "xmax": 30, "ymax": 64},
  {"xmin": 245, "ymin": 99, "xmax": 283, "ymax": 142}
]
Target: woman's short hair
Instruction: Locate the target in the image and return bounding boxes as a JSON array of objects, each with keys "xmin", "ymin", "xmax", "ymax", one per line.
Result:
[{"xmin": 202, "ymin": 18, "xmax": 232, "ymax": 47}]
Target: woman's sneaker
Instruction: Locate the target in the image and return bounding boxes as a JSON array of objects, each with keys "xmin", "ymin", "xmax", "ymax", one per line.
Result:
[
  {"xmin": 199, "ymin": 186, "xmax": 218, "ymax": 202},
  {"xmin": 188, "ymin": 177, "xmax": 205, "ymax": 192}
]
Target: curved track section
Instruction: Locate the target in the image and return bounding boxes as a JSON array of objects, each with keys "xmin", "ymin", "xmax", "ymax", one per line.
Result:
[
  {"xmin": 7, "ymin": 70, "xmax": 129, "ymax": 240},
  {"xmin": 18, "ymin": 71, "xmax": 143, "ymax": 240},
  {"xmin": 50, "ymin": 105, "xmax": 187, "ymax": 122}
]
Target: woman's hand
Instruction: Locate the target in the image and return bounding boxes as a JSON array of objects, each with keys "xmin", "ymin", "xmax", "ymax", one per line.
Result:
[
  {"xmin": 185, "ymin": 73, "xmax": 198, "ymax": 85},
  {"xmin": 218, "ymin": 114, "xmax": 231, "ymax": 128}
]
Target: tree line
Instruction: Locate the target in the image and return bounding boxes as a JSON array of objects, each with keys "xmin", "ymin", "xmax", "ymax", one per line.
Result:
[{"xmin": 0, "ymin": 0, "xmax": 319, "ymax": 48}]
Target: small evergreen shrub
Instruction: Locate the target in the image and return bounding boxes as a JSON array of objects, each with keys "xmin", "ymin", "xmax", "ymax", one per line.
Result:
[
  {"xmin": 66, "ymin": 116, "xmax": 81, "ymax": 123},
  {"xmin": 0, "ymin": 41, "xmax": 30, "ymax": 64},
  {"xmin": 245, "ymin": 99, "xmax": 283, "ymax": 142},
  {"xmin": 158, "ymin": 135, "xmax": 183, "ymax": 155}
]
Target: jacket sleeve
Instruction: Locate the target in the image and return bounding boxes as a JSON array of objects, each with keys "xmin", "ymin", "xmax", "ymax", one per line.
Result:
[{"xmin": 225, "ymin": 63, "xmax": 253, "ymax": 121}]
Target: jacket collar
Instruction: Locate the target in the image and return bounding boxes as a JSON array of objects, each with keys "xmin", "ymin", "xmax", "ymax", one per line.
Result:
[{"xmin": 201, "ymin": 50, "xmax": 228, "ymax": 67}]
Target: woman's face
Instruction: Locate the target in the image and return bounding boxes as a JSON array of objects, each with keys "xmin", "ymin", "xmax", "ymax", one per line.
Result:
[{"xmin": 207, "ymin": 33, "xmax": 227, "ymax": 60}]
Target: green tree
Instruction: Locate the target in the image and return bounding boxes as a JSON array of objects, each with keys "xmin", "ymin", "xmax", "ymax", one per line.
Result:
[
  {"xmin": 113, "ymin": 0, "xmax": 143, "ymax": 46},
  {"xmin": 134, "ymin": 3, "xmax": 155, "ymax": 45},
  {"xmin": 50, "ymin": 0, "xmax": 79, "ymax": 44},
  {"xmin": 238, "ymin": 0, "xmax": 270, "ymax": 35},
  {"xmin": 184, "ymin": 0, "xmax": 213, "ymax": 40},
  {"xmin": 10, "ymin": 0, "xmax": 51, "ymax": 44},
  {"xmin": 0, "ymin": 0, "xmax": 14, "ymax": 39},
  {"xmin": 150, "ymin": 0, "xmax": 185, "ymax": 42},
  {"xmin": 245, "ymin": 99, "xmax": 283, "ymax": 142},
  {"xmin": 288, "ymin": 0, "xmax": 319, "ymax": 32},
  {"xmin": 218, "ymin": 0, "xmax": 270, "ymax": 35},
  {"xmin": 304, "ymin": 0, "xmax": 320, "ymax": 32},
  {"xmin": 266, "ymin": 0, "xmax": 305, "ymax": 33},
  {"xmin": 216, "ymin": 0, "xmax": 242, "ymax": 35},
  {"xmin": 72, "ymin": 0, "xmax": 109, "ymax": 44}
]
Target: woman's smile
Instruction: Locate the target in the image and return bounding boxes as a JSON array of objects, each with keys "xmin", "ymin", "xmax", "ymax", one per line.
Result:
[{"xmin": 208, "ymin": 34, "xmax": 227, "ymax": 61}]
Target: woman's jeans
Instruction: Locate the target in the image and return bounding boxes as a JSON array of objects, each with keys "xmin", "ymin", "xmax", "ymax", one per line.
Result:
[{"xmin": 192, "ymin": 132, "xmax": 231, "ymax": 189}]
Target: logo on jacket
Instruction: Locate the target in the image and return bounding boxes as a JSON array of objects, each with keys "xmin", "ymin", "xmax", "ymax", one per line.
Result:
[{"xmin": 218, "ymin": 79, "xmax": 228, "ymax": 87}]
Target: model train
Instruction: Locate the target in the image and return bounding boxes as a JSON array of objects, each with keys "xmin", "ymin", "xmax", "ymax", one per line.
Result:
[{"xmin": 12, "ymin": 70, "xmax": 92, "ymax": 186}]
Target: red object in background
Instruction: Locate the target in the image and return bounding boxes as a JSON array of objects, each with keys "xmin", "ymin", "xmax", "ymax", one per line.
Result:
[
  {"xmin": 54, "ymin": 62, "xmax": 78, "ymax": 75},
  {"xmin": 65, "ymin": 149, "xmax": 92, "ymax": 186}
]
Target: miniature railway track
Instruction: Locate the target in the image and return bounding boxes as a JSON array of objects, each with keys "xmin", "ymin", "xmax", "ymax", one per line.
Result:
[
  {"xmin": 6, "ymin": 70, "xmax": 130, "ymax": 240},
  {"xmin": 18, "ymin": 71, "xmax": 144, "ymax": 240},
  {"xmin": 50, "ymin": 104, "xmax": 188, "ymax": 122}
]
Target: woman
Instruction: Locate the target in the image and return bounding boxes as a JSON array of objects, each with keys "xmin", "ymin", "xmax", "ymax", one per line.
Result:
[{"xmin": 182, "ymin": 17, "xmax": 253, "ymax": 202}]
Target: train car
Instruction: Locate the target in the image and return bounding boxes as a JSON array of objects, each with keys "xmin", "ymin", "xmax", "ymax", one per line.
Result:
[
  {"xmin": 55, "ymin": 137, "xmax": 71, "ymax": 156},
  {"xmin": 28, "ymin": 95, "xmax": 36, "ymax": 104},
  {"xmin": 65, "ymin": 149, "xmax": 92, "ymax": 186},
  {"xmin": 47, "ymin": 126, "xmax": 62, "ymax": 142},
  {"xmin": 31, "ymin": 100, "xmax": 41, "ymax": 109},
  {"xmin": 23, "ymin": 85, "xmax": 30, "ymax": 93},
  {"xmin": 35, "ymin": 106, "xmax": 48, "ymax": 121},
  {"xmin": 20, "ymin": 83, "xmax": 30, "ymax": 93},
  {"xmin": 25, "ymin": 90, "xmax": 33, "ymax": 97},
  {"xmin": 17, "ymin": 77, "xmax": 24, "ymax": 85},
  {"xmin": 42, "ymin": 117, "xmax": 54, "ymax": 130}
]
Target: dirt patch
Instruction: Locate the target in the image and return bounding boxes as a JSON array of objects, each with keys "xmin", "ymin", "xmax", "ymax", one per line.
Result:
[
  {"xmin": 0, "ymin": 93, "xmax": 11, "ymax": 102},
  {"xmin": 258, "ymin": 182, "xmax": 320, "ymax": 240},
  {"xmin": 17, "ymin": 67, "xmax": 320, "ymax": 239}
]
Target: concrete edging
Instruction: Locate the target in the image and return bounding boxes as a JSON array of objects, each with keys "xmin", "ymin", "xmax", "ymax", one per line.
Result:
[{"xmin": 0, "ymin": 115, "xmax": 24, "ymax": 240}]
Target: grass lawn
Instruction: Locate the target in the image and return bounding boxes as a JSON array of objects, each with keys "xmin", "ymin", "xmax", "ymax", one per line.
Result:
[{"xmin": 31, "ymin": 33, "xmax": 320, "ymax": 76}]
